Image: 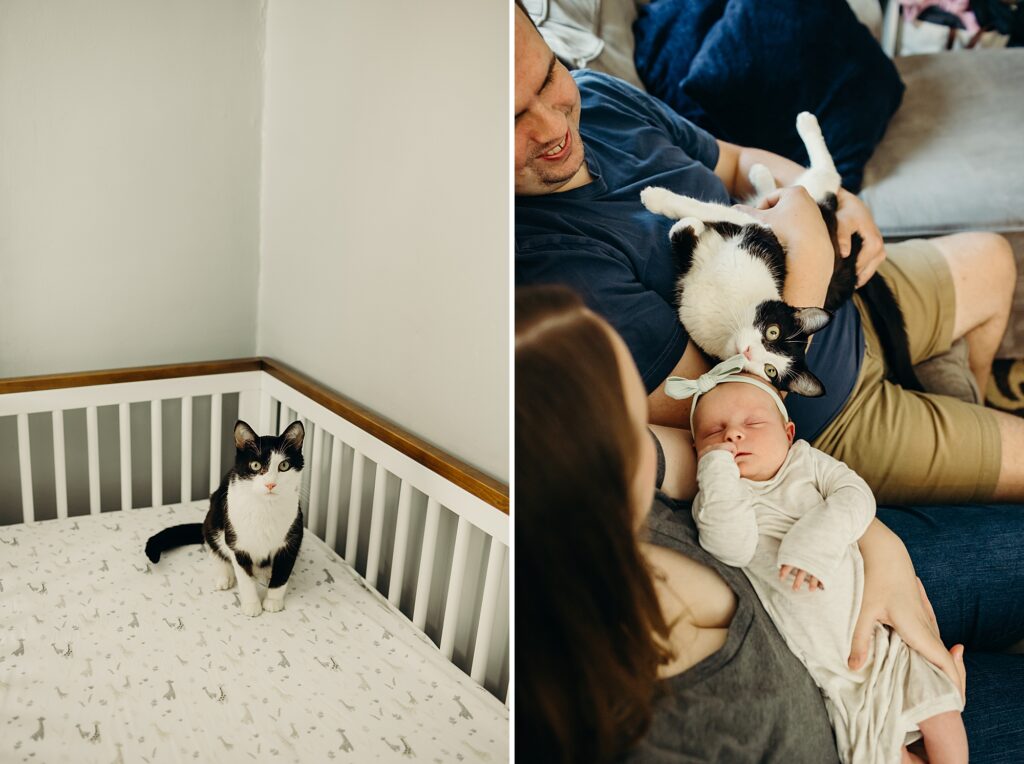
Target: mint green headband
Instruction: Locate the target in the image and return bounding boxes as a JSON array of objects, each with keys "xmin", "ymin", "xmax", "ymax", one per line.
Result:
[{"xmin": 664, "ymin": 354, "xmax": 789, "ymax": 424}]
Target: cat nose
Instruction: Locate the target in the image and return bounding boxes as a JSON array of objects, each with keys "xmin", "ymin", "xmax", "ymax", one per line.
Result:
[{"xmin": 265, "ymin": 482, "xmax": 277, "ymax": 491}]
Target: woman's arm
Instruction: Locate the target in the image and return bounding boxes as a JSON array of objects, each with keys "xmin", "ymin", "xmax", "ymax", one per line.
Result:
[{"xmin": 853, "ymin": 519, "xmax": 967, "ymax": 700}]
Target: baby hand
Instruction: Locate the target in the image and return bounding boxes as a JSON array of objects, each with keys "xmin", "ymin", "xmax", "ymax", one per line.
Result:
[
  {"xmin": 779, "ymin": 564, "xmax": 823, "ymax": 592},
  {"xmin": 698, "ymin": 442, "xmax": 737, "ymax": 461}
]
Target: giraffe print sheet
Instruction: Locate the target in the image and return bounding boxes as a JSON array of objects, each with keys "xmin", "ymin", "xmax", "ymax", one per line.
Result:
[{"xmin": 0, "ymin": 502, "xmax": 508, "ymax": 763}]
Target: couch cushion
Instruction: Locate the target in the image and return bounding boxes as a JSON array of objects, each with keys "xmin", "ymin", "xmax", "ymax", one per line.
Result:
[{"xmin": 860, "ymin": 50, "xmax": 1024, "ymax": 239}]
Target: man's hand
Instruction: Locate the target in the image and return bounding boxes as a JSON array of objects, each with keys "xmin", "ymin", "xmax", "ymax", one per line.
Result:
[
  {"xmin": 835, "ymin": 188, "xmax": 885, "ymax": 287},
  {"xmin": 697, "ymin": 442, "xmax": 736, "ymax": 461},
  {"xmin": 734, "ymin": 186, "xmax": 834, "ymax": 309},
  {"xmin": 779, "ymin": 564, "xmax": 823, "ymax": 592}
]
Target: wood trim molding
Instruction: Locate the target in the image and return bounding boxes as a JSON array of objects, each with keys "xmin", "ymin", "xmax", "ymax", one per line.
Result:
[
  {"xmin": 0, "ymin": 358, "xmax": 263, "ymax": 395},
  {"xmin": 261, "ymin": 358, "xmax": 509, "ymax": 513},
  {"xmin": 0, "ymin": 358, "xmax": 510, "ymax": 513}
]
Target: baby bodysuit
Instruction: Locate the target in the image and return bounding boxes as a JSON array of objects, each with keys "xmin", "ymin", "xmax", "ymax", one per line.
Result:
[{"xmin": 693, "ymin": 440, "xmax": 963, "ymax": 764}]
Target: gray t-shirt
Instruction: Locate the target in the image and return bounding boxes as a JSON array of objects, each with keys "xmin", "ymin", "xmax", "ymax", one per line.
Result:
[{"xmin": 622, "ymin": 497, "xmax": 840, "ymax": 763}]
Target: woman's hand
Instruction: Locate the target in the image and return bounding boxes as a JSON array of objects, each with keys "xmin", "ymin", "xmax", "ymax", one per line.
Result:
[
  {"xmin": 851, "ymin": 520, "xmax": 967, "ymax": 700},
  {"xmin": 835, "ymin": 188, "xmax": 885, "ymax": 287}
]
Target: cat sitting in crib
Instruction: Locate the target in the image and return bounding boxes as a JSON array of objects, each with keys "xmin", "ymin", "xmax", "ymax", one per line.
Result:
[
  {"xmin": 640, "ymin": 111, "xmax": 922, "ymax": 398},
  {"xmin": 145, "ymin": 420, "xmax": 305, "ymax": 617}
]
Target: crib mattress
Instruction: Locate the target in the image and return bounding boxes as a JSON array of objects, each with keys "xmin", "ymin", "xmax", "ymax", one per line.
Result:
[{"xmin": 0, "ymin": 502, "xmax": 507, "ymax": 763}]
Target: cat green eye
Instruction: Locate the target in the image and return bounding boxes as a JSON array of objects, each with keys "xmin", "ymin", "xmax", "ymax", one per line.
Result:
[
  {"xmin": 249, "ymin": 460, "xmax": 261, "ymax": 472},
  {"xmin": 765, "ymin": 324, "xmax": 781, "ymax": 341},
  {"xmin": 764, "ymin": 364, "xmax": 778, "ymax": 378},
  {"xmin": 279, "ymin": 461, "xmax": 290, "ymax": 472}
]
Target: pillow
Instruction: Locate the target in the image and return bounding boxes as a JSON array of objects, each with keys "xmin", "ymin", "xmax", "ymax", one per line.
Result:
[
  {"xmin": 524, "ymin": 0, "xmax": 648, "ymax": 90},
  {"xmin": 633, "ymin": 0, "xmax": 905, "ymax": 191}
]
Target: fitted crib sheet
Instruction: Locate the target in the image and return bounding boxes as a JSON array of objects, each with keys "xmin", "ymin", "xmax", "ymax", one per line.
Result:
[{"xmin": 0, "ymin": 502, "xmax": 507, "ymax": 763}]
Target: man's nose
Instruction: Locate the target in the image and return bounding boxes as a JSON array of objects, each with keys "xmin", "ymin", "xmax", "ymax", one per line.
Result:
[{"xmin": 530, "ymin": 101, "xmax": 566, "ymax": 145}]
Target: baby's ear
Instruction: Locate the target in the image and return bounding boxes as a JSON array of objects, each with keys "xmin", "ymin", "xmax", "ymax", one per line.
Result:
[
  {"xmin": 281, "ymin": 420, "xmax": 304, "ymax": 451},
  {"xmin": 234, "ymin": 420, "xmax": 259, "ymax": 451}
]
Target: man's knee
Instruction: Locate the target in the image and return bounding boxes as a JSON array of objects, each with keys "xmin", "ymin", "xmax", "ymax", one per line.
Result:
[{"xmin": 975, "ymin": 232, "xmax": 1016, "ymax": 293}]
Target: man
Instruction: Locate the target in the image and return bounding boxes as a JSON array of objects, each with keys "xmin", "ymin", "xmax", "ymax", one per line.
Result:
[{"xmin": 514, "ymin": 2, "xmax": 1023, "ymax": 503}]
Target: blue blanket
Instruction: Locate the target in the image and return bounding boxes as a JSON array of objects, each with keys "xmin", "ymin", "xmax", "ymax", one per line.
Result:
[{"xmin": 633, "ymin": 0, "xmax": 905, "ymax": 192}]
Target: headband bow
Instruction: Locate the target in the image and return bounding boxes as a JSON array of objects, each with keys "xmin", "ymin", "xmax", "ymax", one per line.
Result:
[{"xmin": 664, "ymin": 353, "xmax": 789, "ymax": 423}]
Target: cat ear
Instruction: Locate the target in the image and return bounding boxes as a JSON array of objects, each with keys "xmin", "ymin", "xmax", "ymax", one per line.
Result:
[
  {"xmin": 234, "ymin": 420, "xmax": 259, "ymax": 451},
  {"xmin": 786, "ymin": 370, "xmax": 826, "ymax": 398},
  {"xmin": 793, "ymin": 307, "xmax": 832, "ymax": 336},
  {"xmin": 281, "ymin": 420, "xmax": 304, "ymax": 451}
]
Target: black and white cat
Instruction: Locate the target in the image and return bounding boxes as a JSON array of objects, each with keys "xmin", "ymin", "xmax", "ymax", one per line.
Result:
[
  {"xmin": 640, "ymin": 112, "xmax": 922, "ymax": 397},
  {"xmin": 145, "ymin": 420, "xmax": 305, "ymax": 617}
]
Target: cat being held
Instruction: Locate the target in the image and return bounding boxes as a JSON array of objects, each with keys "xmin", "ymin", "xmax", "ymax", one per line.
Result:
[
  {"xmin": 640, "ymin": 112, "xmax": 921, "ymax": 398},
  {"xmin": 145, "ymin": 419, "xmax": 305, "ymax": 617}
]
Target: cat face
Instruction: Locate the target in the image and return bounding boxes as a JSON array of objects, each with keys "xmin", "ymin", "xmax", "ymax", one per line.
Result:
[
  {"xmin": 730, "ymin": 301, "xmax": 832, "ymax": 397},
  {"xmin": 231, "ymin": 420, "xmax": 305, "ymax": 499}
]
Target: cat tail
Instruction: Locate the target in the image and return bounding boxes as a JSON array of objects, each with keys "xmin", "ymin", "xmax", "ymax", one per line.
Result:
[
  {"xmin": 145, "ymin": 523, "xmax": 203, "ymax": 563},
  {"xmin": 859, "ymin": 275, "xmax": 925, "ymax": 393}
]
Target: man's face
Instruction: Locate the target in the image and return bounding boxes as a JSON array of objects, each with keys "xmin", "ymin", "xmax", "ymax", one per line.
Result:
[{"xmin": 514, "ymin": 8, "xmax": 588, "ymax": 196}]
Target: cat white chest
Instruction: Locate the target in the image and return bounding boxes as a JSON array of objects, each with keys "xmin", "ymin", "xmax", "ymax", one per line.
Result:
[
  {"xmin": 225, "ymin": 483, "xmax": 298, "ymax": 561},
  {"xmin": 679, "ymin": 234, "xmax": 781, "ymax": 357}
]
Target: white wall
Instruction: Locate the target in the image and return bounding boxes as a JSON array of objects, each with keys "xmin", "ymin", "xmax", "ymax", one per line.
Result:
[
  {"xmin": 257, "ymin": 1, "xmax": 509, "ymax": 482},
  {"xmin": 0, "ymin": 0, "xmax": 264, "ymax": 376}
]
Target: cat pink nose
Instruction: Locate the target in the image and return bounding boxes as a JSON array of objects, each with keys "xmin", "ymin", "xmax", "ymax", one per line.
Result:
[
  {"xmin": 265, "ymin": 482, "xmax": 277, "ymax": 491},
  {"xmin": 742, "ymin": 346, "xmax": 752, "ymax": 360}
]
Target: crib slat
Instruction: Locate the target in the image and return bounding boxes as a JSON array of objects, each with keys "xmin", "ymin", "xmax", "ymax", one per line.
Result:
[
  {"xmin": 119, "ymin": 402, "xmax": 132, "ymax": 511},
  {"xmin": 387, "ymin": 480, "xmax": 413, "ymax": 606},
  {"xmin": 307, "ymin": 425, "xmax": 326, "ymax": 538},
  {"xmin": 258, "ymin": 391, "xmax": 273, "ymax": 436},
  {"xmin": 151, "ymin": 400, "xmax": 163, "ymax": 508},
  {"xmin": 181, "ymin": 397, "xmax": 192, "ymax": 503},
  {"xmin": 52, "ymin": 410, "xmax": 68, "ymax": 520},
  {"xmin": 364, "ymin": 464, "xmax": 389, "ymax": 588},
  {"xmin": 344, "ymin": 452, "xmax": 366, "ymax": 565},
  {"xmin": 439, "ymin": 516, "xmax": 472, "ymax": 659},
  {"xmin": 324, "ymin": 436, "xmax": 344, "ymax": 551},
  {"xmin": 86, "ymin": 406, "xmax": 100, "ymax": 514},
  {"xmin": 209, "ymin": 393, "xmax": 222, "ymax": 494},
  {"xmin": 276, "ymin": 400, "xmax": 287, "ymax": 435},
  {"xmin": 470, "ymin": 540, "xmax": 506, "ymax": 683},
  {"xmin": 17, "ymin": 413, "xmax": 34, "ymax": 524},
  {"xmin": 412, "ymin": 497, "xmax": 442, "ymax": 631}
]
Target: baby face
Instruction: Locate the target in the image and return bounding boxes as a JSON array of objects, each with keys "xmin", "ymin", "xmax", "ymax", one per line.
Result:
[{"xmin": 691, "ymin": 381, "xmax": 795, "ymax": 481}]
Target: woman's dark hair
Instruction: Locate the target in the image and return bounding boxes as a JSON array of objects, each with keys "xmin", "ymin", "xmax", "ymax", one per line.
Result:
[{"xmin": 516, "ymin": 284, "xmax": 671, "ymax": 763}]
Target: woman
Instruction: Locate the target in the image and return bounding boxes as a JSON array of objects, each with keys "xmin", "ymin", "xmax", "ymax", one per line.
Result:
[{"xmin": 517, "ymin": 284, "xmax": 1024, "ymax": 763}]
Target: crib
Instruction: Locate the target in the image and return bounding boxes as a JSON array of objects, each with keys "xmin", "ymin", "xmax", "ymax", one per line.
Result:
[{"xmin": 0, "ymin": 358, "xmax": 509, "ymax": 762}]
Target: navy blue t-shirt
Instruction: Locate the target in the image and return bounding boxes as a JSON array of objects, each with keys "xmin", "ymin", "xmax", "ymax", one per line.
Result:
[{"xmin": 515, "ymin": 71, "xmax": 863, "ymax": 441}]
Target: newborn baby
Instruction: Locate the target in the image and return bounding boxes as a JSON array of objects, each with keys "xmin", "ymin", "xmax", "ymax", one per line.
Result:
[{"xmin": 670, "ymin": 356, "xmax": 966, "ymax": 764}]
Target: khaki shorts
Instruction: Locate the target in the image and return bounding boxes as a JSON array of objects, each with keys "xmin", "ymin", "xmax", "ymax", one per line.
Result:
[{"xmin": 811, "ymin": 239, "xmax": 1001, "ymax": 505}]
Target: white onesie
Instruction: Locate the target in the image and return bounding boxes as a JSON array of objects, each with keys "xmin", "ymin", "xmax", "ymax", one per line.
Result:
[{"xmin": 693, "ymin": 440, "xmax": 963, "ymax": 764}]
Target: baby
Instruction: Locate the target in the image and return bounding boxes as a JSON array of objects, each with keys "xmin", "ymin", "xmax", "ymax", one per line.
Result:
[{"xmin": 668, "ymin": 356, "xmax": 966, "ymax": 764}]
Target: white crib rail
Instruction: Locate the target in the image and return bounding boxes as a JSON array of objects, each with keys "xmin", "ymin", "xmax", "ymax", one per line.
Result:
[{"xmin": 0, "ymin": 360, "xmax": 509, "ymax": 700}]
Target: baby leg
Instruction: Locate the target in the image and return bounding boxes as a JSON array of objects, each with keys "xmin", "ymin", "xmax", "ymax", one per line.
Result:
[{"xmin": 917, "ymin": 710, "xmax": 968, "ymax": 764}]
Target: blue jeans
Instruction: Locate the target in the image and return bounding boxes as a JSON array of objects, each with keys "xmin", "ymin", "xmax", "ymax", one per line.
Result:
[{"xmin": 879, "ymin": 505, "xmax": 1024, "ymax": 764}]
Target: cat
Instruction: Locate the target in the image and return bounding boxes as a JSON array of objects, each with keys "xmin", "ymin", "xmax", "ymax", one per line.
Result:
[
  {"xmin": 640, "ymin": 111, "xmax": 922, "ymax": 398},
  {"xmin": 145, "ymin": 420, "xmax": 305, "ymax": 617}
]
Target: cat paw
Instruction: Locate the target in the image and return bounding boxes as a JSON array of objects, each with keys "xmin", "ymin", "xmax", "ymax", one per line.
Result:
[
  {"xmin": 795, "ymin": 111, "xmax": 822, "ymax": 139},
  {"xmin": 639, "ymin": 186, "xmax": 681, "ymax": 219},
  {"xmin": 670, "ymin": 217, "xmax": 705, "ymax": 238},
  {"xmin": 239, "ymin": 599, "xmax": 263, "ymax": 618},
  {"xmin": 748, "ymin": 164, "xmax": 776, "ymax": 197},
  {"xmin": 263, "ymin": 598, "xmax": 285, "ymax": 613},
  {"xmin": 214, "ymin": 574, "xmax": 236, "ymax": 591}
]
